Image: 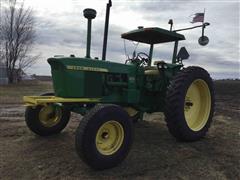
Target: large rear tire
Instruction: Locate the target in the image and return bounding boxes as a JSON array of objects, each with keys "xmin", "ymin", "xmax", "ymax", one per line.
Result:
[
  {"xmin": 164, "ymin": 66, "xmax": 215, "ymax": 141},
  {"xmin": 75, "ymin": 104, "xmax": 133, "ymax": 170}
]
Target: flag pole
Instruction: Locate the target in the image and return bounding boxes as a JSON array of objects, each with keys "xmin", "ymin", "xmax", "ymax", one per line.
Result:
[
  {"xmin": 203, "ymin": 8, "xmax": 206, "ymax": 23},
  {"xmin": 174, "ymin": 23, "xmax": 210, "ymax": 32},
  {"xmin": 202, "ymin": 8, "xmax": 206, "ymax": 37}
]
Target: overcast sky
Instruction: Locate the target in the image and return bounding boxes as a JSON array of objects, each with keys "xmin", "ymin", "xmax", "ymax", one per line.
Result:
[{"xmin": 4, "ymin": 0, "xmax": 240, "ymax": 79}]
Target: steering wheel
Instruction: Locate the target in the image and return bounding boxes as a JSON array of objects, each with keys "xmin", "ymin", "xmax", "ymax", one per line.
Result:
[{"xmin": 136, "ymin": 52, "xmax": 150, "ymax": 66}]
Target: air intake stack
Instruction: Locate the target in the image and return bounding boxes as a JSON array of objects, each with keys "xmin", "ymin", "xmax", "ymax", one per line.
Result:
[
  {"xmin": 102, "ymin": 0, "xmax": 112, "ymax": 60},
  {"xmin": 83, "ymin": 8, "xmax": 97, "ymax": 58}
]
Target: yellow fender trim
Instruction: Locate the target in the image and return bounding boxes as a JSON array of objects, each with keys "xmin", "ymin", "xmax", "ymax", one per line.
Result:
[{"xmin": 23, "ymin": 96, "xmax": 100, "ymax": 106}]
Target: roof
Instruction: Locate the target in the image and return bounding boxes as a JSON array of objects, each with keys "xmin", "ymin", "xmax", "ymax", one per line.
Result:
[{"xmin": 121, "ymin": 27, "xmax": 185, "ymax": 44}]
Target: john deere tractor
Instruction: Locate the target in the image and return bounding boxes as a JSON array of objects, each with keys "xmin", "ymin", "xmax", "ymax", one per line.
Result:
[{"xmin": 24, "ymin": 1, "xmax": 214, "ymax": 170}]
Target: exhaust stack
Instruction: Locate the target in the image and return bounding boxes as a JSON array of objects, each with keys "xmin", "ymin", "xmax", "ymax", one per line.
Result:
[
  {"xmin": 83, "ymin": 8, "xmax": 97, "ymax": 58},
  {"xmin": 102, "ymin": 0, "xmax": 112, "ymax": 60}
]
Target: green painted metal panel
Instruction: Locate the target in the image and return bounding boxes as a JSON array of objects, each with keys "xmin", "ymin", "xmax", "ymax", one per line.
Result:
[
  {"xmin": 84, "ymin": 72, "xmax": 102, "ymax": 97},
  {"xmin": 48, "ymin": 57, "xmax": 137, "ymax": 98}
]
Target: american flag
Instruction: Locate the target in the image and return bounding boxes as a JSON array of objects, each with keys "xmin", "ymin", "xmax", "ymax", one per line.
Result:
[{"xmin": 191, "ymin": 13, "xmax": 204, "ymax": 23}]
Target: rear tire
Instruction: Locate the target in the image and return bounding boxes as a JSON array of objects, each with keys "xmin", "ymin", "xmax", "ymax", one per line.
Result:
[
  {"xmin": 75, "ymin": 104, "xmax": 133, "ymax": 170},
  {"xmin": 164, "ymin": 66, "xmax": 215, "ymax": 141}
]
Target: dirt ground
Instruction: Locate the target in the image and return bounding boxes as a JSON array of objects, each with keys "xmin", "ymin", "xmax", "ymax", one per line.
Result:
[{"xmin": 0, "ymin": 80, "xmax": 239, "ymax": 179}]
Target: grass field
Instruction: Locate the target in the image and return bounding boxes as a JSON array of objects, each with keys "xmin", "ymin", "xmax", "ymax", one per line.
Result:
[
  {"xmin": 0, "ymin": 81, "xmax": 53, "ymax": 104},
  {"xmin": 0, "ymin": 80, "xmax": 239, "ymax": 179}
]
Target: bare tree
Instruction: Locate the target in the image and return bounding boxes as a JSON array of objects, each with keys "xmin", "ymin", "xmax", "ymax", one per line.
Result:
[
  {"xmin": 0, "ymin": 0, "xmax": 37, "ymax": 83},
  {"xmin": 0, "ymin": 0, "xmax": 4, "ymax": 63}
]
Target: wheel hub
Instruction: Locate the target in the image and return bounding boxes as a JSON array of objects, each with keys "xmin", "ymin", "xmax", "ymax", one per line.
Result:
[
  {"xmin": 185, "ymin": 98, "xmax": 194, "ymax": 111},
  {"xmin": 96, "ymin": 121, "xmax": 124, "ymax": 155},
  {"xmin": 38, "ymin": 105, "xmax": 62, "ymax": 127},
  {"xmin": 184, "ymin": 79, "xmax": 211, "ymax": 131},
  {"xmin": 101, "ymin": 131, "xmax": 109, "ymax": 139},
  {"xmin": 185, "ymin": 101, "xmax": 193, "ymax": 107}
]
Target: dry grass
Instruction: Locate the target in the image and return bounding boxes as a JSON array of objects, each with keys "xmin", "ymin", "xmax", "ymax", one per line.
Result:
[{"xmin": 0, "ymin": 80, "xmax": 53, "ymax": 104}]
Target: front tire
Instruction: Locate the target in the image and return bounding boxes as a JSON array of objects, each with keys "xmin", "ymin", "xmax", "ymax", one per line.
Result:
[
  {"xmin": 25, "ymin": 104, "xmax": 70, "ymax": 136},
  {"xmin": 164, "ymin": 66, "xmax": 215, "ymax": 141},
  {"xmin": 75, "ymin": 104, "xmax": 133, "ymax": 170}
]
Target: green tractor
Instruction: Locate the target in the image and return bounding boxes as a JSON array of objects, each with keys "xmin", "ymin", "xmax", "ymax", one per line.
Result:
[{"xmin": 24, "ymin": 1, "xmax": 214, "ymax": 170}]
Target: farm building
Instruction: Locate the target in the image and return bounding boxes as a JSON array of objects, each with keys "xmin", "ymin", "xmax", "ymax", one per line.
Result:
[
  {"xmin": 0, "ymin": 63, "xmax": 8, "ymax": 85},
  {"xmin": 0, "ymin": 63, "xmax": 35, "ymax": 84}
]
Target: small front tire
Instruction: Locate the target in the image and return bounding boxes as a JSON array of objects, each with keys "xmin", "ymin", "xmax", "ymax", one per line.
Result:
[{"xmin": 25, "ymin": 104, "xmax": 70, "ymax": 136}]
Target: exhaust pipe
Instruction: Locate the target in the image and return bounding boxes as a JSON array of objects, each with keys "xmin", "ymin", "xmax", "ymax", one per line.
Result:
[
  {"xmin": 102, "ymin": 0, "xmax": 112, "ymax": 60},
  {"xmin": 83, "ymin": 8, "xmax": 97, "ymax": 58}
]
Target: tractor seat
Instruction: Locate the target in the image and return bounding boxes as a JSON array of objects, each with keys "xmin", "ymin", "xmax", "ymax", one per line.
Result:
[
  {"xmin": 153, "ymin": 60, "xmax": 165, "ymax": 65},
  {"xmin": 144, "ymin": 66, "xmax": 159, "ymax": 75},
  {"xmin": 144, "ymin": 61, "xmax": 166, "ymax": 75}
]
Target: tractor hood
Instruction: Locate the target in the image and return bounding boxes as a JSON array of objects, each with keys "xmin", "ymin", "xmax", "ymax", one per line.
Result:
[{"xmin": 47, "ymin": 57, "xmax": 137, "ymax": 98}]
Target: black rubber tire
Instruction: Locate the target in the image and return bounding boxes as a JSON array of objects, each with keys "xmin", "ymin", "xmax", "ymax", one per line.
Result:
[
  {"xmin": 164, "ymin": 66, "xmax": 215, "ymax": 142},
  {"xmin": 40, "ymin": 92, "xmax": 54, "ymax": 96},
  {"xmin": 25, "ymin": 92, "xmax": 70, "ymax": 136},
  {"xmin": 75, "ymin": 104, "xmax": 133, "ymax": 170}
]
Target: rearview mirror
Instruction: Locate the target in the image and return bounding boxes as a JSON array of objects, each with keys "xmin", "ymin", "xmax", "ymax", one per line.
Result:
[
  {"xmin": 198, "ymin": 36, "xmax": 209, "ymax": 46},
  {"xmin": 177, "ymin": 47, "xmax": 189, "ymax": 61}
]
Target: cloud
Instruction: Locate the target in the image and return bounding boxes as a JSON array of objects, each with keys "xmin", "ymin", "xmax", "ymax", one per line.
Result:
[{"xmin": 22, "ymin": 0, "xmax": 239, "ymax": 79}]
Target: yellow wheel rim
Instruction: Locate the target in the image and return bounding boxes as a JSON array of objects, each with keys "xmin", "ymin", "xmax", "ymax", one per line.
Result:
[
  {"xmin": 124, "ymin": 107, "xmax": 138, "ymax": 117},
  {"xmin": 96, "ymin": 121, "xmax": 124, "ymax": 155},
  {"xmin": 184, "ymin": 79, "xmax": 211, "ymax": 131},
  {"xmin": 38, "ymin": 105, "xmax": 62, "ymax": 127}
]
